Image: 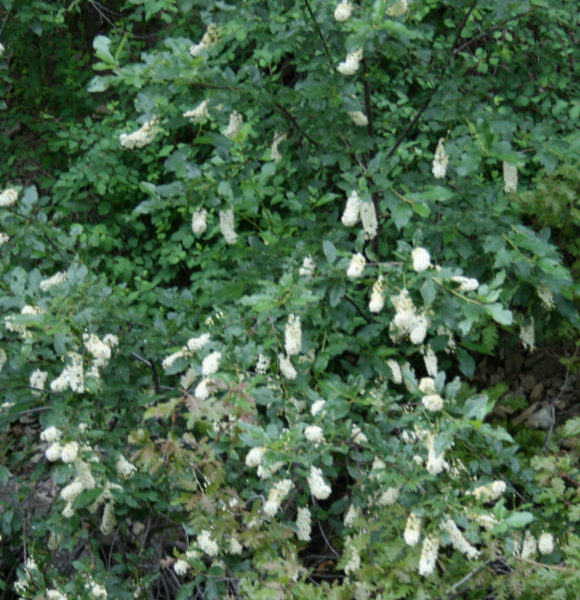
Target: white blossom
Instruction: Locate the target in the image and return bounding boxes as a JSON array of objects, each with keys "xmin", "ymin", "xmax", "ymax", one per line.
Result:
[
  {"xmin": 0, "ymin": 232, "xmax": 9, "ymax": 245},
  {"xmin": 195, "ymin": 377, "xmax": 212, "ymax": 399},
  {"xmin": 100, "ymin": 502, "xmax": 116, "ymax": 535},
  {"xmin": 307, "ymin": 466, "xmax": 332, "ymax": 500},
  {"xmin": 50, "ymin": 352, "xmax": 84, "ymax": 393},
  {"xmin": 83, "ymin": 333, "xmax": 111, "ymax": 360},
  {"xmin": 440, "ymin": 518, "xmax": 480, "ymax": 559},
  {"xmin": 246, "ymin": 447, "xmax": 265, "ymax": 468},
  {"xmin": 520, "ymin": 319, "xmax": 535, "ymax": 352},
  {"xmin": 296, "ymin": 507, "xmax": 312, "ymax": 541},
  {"xmin": 60, "ymin": 442, "xmax": 79, "ymax": 463},
  {"xmin": 187, "ymin": 333, "xmax": 211, "ymax": 353},
  {"xmin": 470, "ymin": 480, "xmax": 506, "ymax": 502},
  {"xmin": 0, "ymin": 188, "xmax": 18, "ymax": 207},
  {"xmin": 348, "ymin": 110, "xmax": 368, "ymax": 126},
  {"xmin": 299, "ymin": 255, "xmax": 316, "ymax": 277},
  {"xmin": 228, "ymin": 536, "xmax": 243, "ymax": 555},
  {"xmin": 219, "ymin": 208, "xmax": 238, "ymax": 244},
  {"xmin": 520, "ymin": 531, "xmax": 537, "ymax": 559},
  {"xmin": 40, "ymin": 271, "xmax": 67, "ymax": 292},
  {"xmin": 285, "ymin": 314, "xmax": 302, "ymax": 356},
  {"xmin": 369, "ymin": 276, "xmax": 385, "ymax": 313},
  {"xmin": 75, "ymin": 459, "xmax": 96, "ymax": 489},
  {"xmin": 343, "ymin": 537, "xmax": 360, "ymax": 575},
  {"xmin": 425, "ymin": 433, "xmax": 449, "ymax": 475},
  {"xmin": 341, "ymin": 190, "xmax": 361, "ymax": 226},
  {"xmin": 270, "ymin": 131, "xmax": 287, "ymax": 163},
  {"xmin": 409, "ymin": 314, "xmax": 429, "ymax": 345},
  {"xmin": 377, "ymin": 487, "xmax": 400, "ymax": 506},
  {"xmin": 304, "ymin": 425, "xmax": 325, "ymax": 444},
  {"xmin": 61, "ymin": 480, "xmax": 84, "ymax": 503},
  {"xmin": 337, "ymin": 48, "xmax": 363, "ymax": 76},
  {"xmin": 422, "ymin": 394, "xmax": 444, "ymax": 412},
  {"xmin": 202, "ymin": 351, "xmax": 221, "ymax": 377},
  {"xmin": 119, "ymin": 116, "xmax": 159, "ymax": 149},
  {"xmin": 117, "ymin": 455, "xmax": 137, "ymax": 479},
  {"xmin": 360, "ymin": 201, "xmax": 378, "ymax": 239},
  {"xmin": 191, "ymin": 208, "xmax": 208, "ymax": 235},
  {"xmin": 386, "ymin": 0, "xmax": 408, "ymax": 17},
  {"xmin": 184, "ymin": 100, "xmax": 210, "ymax": 122},
  {"xmin": 423, "ymin": 347, "xmax": 438, "ymax": 378},
  {"xmin": 256, "ymin": 353, "xmax": 270, "ymax": 374},
  {"xmin": 432, "ymin": 138, "xmax": 449, "ymax": 179},
  {"xmin": 190, "ymin": 24, "xmax": 218, "ymax": 57},
  {"xmin": 412, "ymin": 247, "xmax": 431, "ymax": 273},
  {"xmin": 46, "ymin": 442, "xmax": 62, "ymax": 462},
  {"xmin": 387, "ymin": 359, "xmax": 402, "ymax": 384},
  {"xmin": 538, "ymin": 532, "xmax": 555, "ymax": 555},
  {"xmin": 351, "ymin": 425, "xmax": 367, "ymax": 443},
  {"xmin": 86, "ymin": 580, "xmax": 107, "ymax": 599},
  {"xmin": 41, "ymin": 426, "xmax": 63, "ymax": 443},
  {"xmin": 0, "ymin": 43, "xmax": 5, "ymax": 57},
  {"xmin": 174, "ymin": 559, "xmax": 189, "ymax": 575},
  {"xmin": 404, "ymin": 512, "xmax": 422, "ymax": 546},
  {"xmin": 162, "ymin": 348, "xmax": 191, "ymax": 370},
  {"xmin": 344, "ymin": 504, "xmax": 359, "ymax": 527},
  {"xmin": 418, "ymin": 535, "xmax": 439, "ymax": 577},
  {"xmin": 347, "ymin": 252, "xmax": 366, "ymax": 279},
  {"xmin": 279, "ymin": 354, "xmax": 297, "ymax": 380},
  {"xmin": 451, "ymin": 275, "xmax": 479, "ymax": 293},
  {"xmin": 224, "ymin": 111, "xmax": 243, "ymax": 140},
  {"xmin": 334, "ymin": 0, "xmax": 353, "ymax": 21},
  {"xmin": 503, "ymin": 162, "xmax": 518, "ymax": 193},
  {"xmin": 419, "ymin": 377, "xmax": 436, "ymax": 395},
  {"xmin": 263, "ymin": 479, "xmax": 294, "ymax": 517},
  {"xmin": 537, "ymin": 285, "xmax": 554, "ymax": 310},
  {"xmin": 47, "ymin": 591, "xmax": 68, "ymax": 600},
  {"xmin": 311, "ymin": 399, "xmax": 326, "ymax": 416}
]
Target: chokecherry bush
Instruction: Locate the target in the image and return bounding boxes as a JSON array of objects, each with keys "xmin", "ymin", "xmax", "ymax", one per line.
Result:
[{"xmin": 1, "ymin": 0, "xmax": 580, "ymax": 598}]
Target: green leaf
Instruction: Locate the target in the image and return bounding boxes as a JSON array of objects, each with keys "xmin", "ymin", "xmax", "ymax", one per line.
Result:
[
  {"xmin": 457, "ymin": 347, "xmax": 476, "ymax": 378},
  {"xmin": 483, "ymin": 303, "xmax": 513, "ymax": 325},
  {"xmin": 504, "ymin": 511, "xmax": 534, "ymax": 528},
  {"xmin": 392, "ymin": 202, "xmax": 413, "ymax": 230},
  {"xmin": 323, "ymin": 240, "xmax": 336, "ymax": 264},
  {"xmin": 93, "ymin": 35, "xmax": 119, "ymax": 69},
  {"xmin": 412, "ymin": 202, "xmax": 431, "ymax": 218}
]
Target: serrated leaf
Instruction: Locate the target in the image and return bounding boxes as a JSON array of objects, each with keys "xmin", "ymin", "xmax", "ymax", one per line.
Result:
[
  {"xmin": 392, "ymin": 202, "xmax": 413, "ymax": 230},
  {"xmin": 93, "ymin": 35, "xmax": 119, "ymax": 68},
  {"xmin": 504, "ymin": 511, "xmax": 534, "ymax": 528},
  {"xmin": 483, "ymin": 303, "xmax": 513, "ymax": 325}
]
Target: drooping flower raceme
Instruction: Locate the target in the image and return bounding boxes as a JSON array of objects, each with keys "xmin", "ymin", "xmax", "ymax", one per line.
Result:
[
  {"xmin": 440, "ymin": 518, "xmax": 480, "ymax": 559},
  {"xmin": 432, "ymin": 138, "xmax": 449, "ymax": 179},
  {"xmin": 360, "ymin": 201, "xmax": 378, "ymax": 239},
  {"xmin": 285, "ymin": 314, "xmax": 302, "ymax": 356},
  {"xmin": 337, "ymin": 48, "xmax": 363, "ymax": 76},
  {"xmin": 451, "ymin": 275, "xmax": 479, "ymax": 293},
  {"xmin": 418, "ymin": 535, "xmax": 440, "ymax": 577},
  {"xmin": 304, "ymin": 425, "xmax": 325, "ymax": 444},
  {"xmin": 520, "ymin": 531, "xmax": 537, "ymax": 559},
  {"xmin": 192, "ymin": 208, "xmax": 208, "ymax": 235},
  {"xmin": 386, "ymin": 0, "xmax": 408, "ymax": 17},
  {"xmin": 255, "ymin": 353, "xmax": 270, "ymax": 374},
  {"xmin": 50, "ymin": 352, "xmax": 85, "ymax": 394},
  {"xmin": 224, "ymin": 111, "xmax": 243, "ymax": 140},
  {"xmin": 503, "ymin": 161, "xmax": 518, "ymax": 193},
  {"xmin": 538, "ymin": 532, "xmax": 555, "ymax": 555},
  {"xmin": 40, "ymin": 271, "xmax": 67, "ymax": 292},
  {"xmin": 30, "ymin": 369, "xmax": 48, "ymax": 395},
  {"xmin": 537, "ymin": 284, "xmax": 554, "ymax": 310},
  {"xmin": 197, "ymin": 530, "xmax": 219, "ymax": 556},
  {"xmin": 296, "ymin": 507, "xmax": 312, "ymax": 541},
  {"xmin": 0, "ymin": 188, "xmax": 18, "ymax": 207},
  {"xmin": 347, "ymin": 252, "xmax": 366, "ymax": 279},
  {"xmin": 190, "ymin": 24, "xmax": 219, "ymax": 57},
  {"xmin": 412, "ymin": 247, "xmax": 431, "ymax": 273},
  {"xmin": 246, "ymin": 447, "xmax": 265, "ymax": 468},
  {"xmin": 342, "ymin": 190, "xmax": 361, "ymax": 226},
  {"xmin": 299, "ymin": 255, "xmax": 316, "ymax": 277},
  {"xmin": 0, "ymin": 232, "xmax": 9, "ymax": 245},
  {"xmin": 270, "ymin": 131, "xmax": 287, "ymax": 163},
  {"xmin": 387, "ymin": 359, "xmax": 402, "ymax": 384},
  {"xmin": 263, "ymin": 479, "xmax": 294, "ymax": 518},
  {"xmin": 404, "ymin": 513, "xmax": 422, "ymax": 546},
  {"xmin": 470, "ymin": 480, "xmax": 506, "ymax": 502},
  {"xmin": 202, "ymin": 351, "xmax": 222, "ymax": 377},
  {"xmin": 117, "ymin": 455, "xmax": 137, "ymax": 479},
  {"xmin": 307, "ymin": 466, "xmax": 332, "ymax": 500},
  {"xmin": 0, "ymin": 43, "xmax": 4, "ymax": 57},
  {"xmin": 184, "ymin": 100, "xmax": 210, "ymax": 122},
  {"xmin": 422, "ymin": 394, "xmax": 444, "ymax": 412},
  {"xmin": 520, "ymin": 319, "xmax": 535, "ymax": 351},
  {"xmin": 423, "ymin": 347, "xmax": 438, "ymax": 378},
  {"xmin": 278, "ymin": 354, "xmax": 297, "ymax": 380},
  {"xmin": 334, "ymin": 0, "xmax": 353, "ymax": 21},
  {"xmin": 119, "ymin": 116, "xmax": 159, "ymax": 149},
  {"xmin": 348, "ymin": 110, "xmax": 368, "ymax": 126},
  {"xmin": 219, "ymin": 208, "xmax": 238, "ymax": 244},
  {"xmin": 369, "ymin": 276, "xmax": 385, "ymax": 314}
]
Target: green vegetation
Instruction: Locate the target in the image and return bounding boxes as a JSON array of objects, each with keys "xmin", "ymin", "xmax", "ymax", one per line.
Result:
[{"xmin": 1, "ymin": 0, "xmax": 580, "ymax": 598}]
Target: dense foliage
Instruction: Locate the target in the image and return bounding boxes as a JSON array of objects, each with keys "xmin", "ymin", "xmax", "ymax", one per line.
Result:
[{"xmin": 1, "ymin": 0, "xmax": 580, "ymax": 598}]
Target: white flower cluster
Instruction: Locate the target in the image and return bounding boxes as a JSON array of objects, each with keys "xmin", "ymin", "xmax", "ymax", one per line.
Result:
[
  {"xmin": 83, "ymin": 333, "xmax": 112, "ymax": 361},
  {"xmin": 343, "ymin": 537, "xmax": 361, "ymax": 575},
  {"xmin": 451, "ymin": 275, "xmax": 479, "ymax": 293},
  {"xmin": 285, "ymin": 314, "xmax": 302, "ymax": 356},
  {"xmin": 271, "ymin": 131, "xmax": 287, "ymax": 163},
  {"xmin": 5, "ymin": 305, "xmax": 43, "ymax": 339},
  {"xmin": 440, "ymin": 517, "xmax": 480, "ymax": 559},
  {"xmin": 386, "ymin": 359, "xmax": 402, "ymax": 383},
  {"xmin": 224, "ymin": 111, "xmax": 243, "ymax": 140},
  {"xmin": 0, "ymin": 43, "xmax": 4, "ymax": 57},
  {"xmin": 418, "ymin": 535, "xmax": 440, "ymax": 577},
  {"xmin": 304, "ymin": 425, "xmax": 325, "ymax": 444},
  {"xmin": 227, "ymin": 536, "xmax": 243, "ymax": 555},
  {"xmin": 191, "ymin": 208, "xmax": 208, "ymax": 234},
  {"xmin": 264, "ymin": 479, "xmax": 294, "ymax": 517},
  {"xmin": 470, "ymin": 480, "xmax": 506, "ymax": 502},
  {"xmin": 503, "ymin": 161, "xmax": 518, "ymax": 193},
  {"xmin": 190, "ymin": 23, "xmax": 219, "ymax": 57},
  {"xmin": 219, "ymin": 208, "xmax": 238, "ymax": 244},
  {"xmin": 342, "ymin": 190, "xmax": 361, "ymax": 226},
  {"xmin": 308, "ymin": 466, "xmax": 332, "ymax": 500},
  {"xmin": 311, "ymin": 399, "xmax": 326, "ymax": 416},
  {"xmin": 117, "ymin": 455, "xmax": 137, "ymax": 479},
  {"xmin": 162, "ymin": 333, "xmax": 210, "ymax": 370},
  {"xmin": 347, "ymin": 252, "xmax": 366, "ymax": 279},
  {"xmin": 390, "ymin": 289, "xmax": 429, "ymax": 345},
  {"xmin": 0, "ymin": 232, "xmax": 9, "ymax": 245},
  {"xmin": 368, "ymin": 276, "xmax": 385, "ymax": 314},
  {"xmin": 334, "ymin": 0, "xmax": 353, "ymax": 21},
  {"xmin": 538, "ymin": 532, "xmax": 555, "ymax": 555},
  {"xmin": 412, "ymin": 247, "xmax": 431, "ymax": 273},
  {"xmin": 386, "ymin": 0, "xmax": 408, "ymax": 17},
  {"xmin": 245, "ymin": 446, "xmax": 265, "ymax": 468},
  {"xmin": 278, "ymin": 353, "xmax": 297, "ymax": 380},
  {"xmin": 423, "ymin": 346, "xmax": 438, "ymax": 378},
  {"xmin": 0, "ymin": 187, "xmax": 18, "ymax": 207},
  {"xmin": 47, "ymin": 590, "xmax": 68, "ymax": 600},
  {"xmin": 348, "ymin": 110, "xmax": 368, "ymax": 126},
  {"xmin": 520, "ymin": 531, "xmax": 537, "ymax": 559},
  {"xmin": 520, "ymin": 319, "xmax": 535, "ymax": 351},
  {"xmin": 377, "ymin": 486, "xmax": 400, "ymax": 507},
  {"xmin": 344, "ymin": 504, "xmax": 359, "ymax": 527},
  {"xmin": 422, "ymin": 393, "xmax": 444, "ymax": 412},
  {"xmin": 174, "ymin": 559, "xmax": 189, "ymax": 576},
  {"xmin": 337, "ymin": 48, "xmax": 363, "ymax": 76},
  {"xmin": 360, "ymin": 201, "xmax": 378, "ymax": 239},
  {"xmin": 202, "ymin": 351, "xmax": 222, "ymax": 377},
  {"xmin": 432, "ymin": 138, "xmax": 449, "ymax": 179},
  {"xmin": 404, "ymin": 512, "xmax": 422, "ymax": 546},
  {"xmin": 51, "ymin": 352, "xmax": 85, "ymax": 393},
  {"xmin": 299, "ymin": 255, "xmax": 316, "ymax": 278},
  {"xmin": 296, "ymin": 507, "xmax": 312, "ymax": 541},
  {"xmin": 119, "ymin": 116, "xmax": 159, "ymax": 149},
  {"xmin": 30, "ymin": 369, "xmax": 48, "ymax": 395},
  {"xmin": 14, "ymin": 556, "xmax": 38, "ymax": 596},
  {"xmin": 40, "ymin": 271, "xmax": 67, "ymax": 291},
  {"xmin": 255, "ymin": 353, "xmax": 270, "ymax": 374},
  {"xmin": 101, "ymin": 501, "xmax": 117, "ymax": 534},
  {"xmin": 537, "ymin": 284, "xmax": 554, "ymax": 310},
  {"xmin": 351, "ymin": 424, "xmax": 367, "ymax": 443},
  {"xmin": 424, "ymin": 432, "xmax": 449, "ymax": 475},
  {"xmin": 184, "ymin": 100, "xmax": 210, "ymax": 122}
]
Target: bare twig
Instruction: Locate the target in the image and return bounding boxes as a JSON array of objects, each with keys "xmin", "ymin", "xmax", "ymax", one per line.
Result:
[
  {"xmin": 131, "ymin": 351, "xmax": 161, "ymax": 394},
  {"xmin": 303, "ymin": 0, "xmax": 332, "ymax": 62},
  {"xmin": 273, "ymin": 102, "xmax": 320, "ymax": 148}
]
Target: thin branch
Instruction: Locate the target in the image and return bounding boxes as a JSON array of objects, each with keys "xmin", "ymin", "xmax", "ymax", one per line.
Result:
[
  {"xmin": 130, "ymin": 351, "xmax": 161, "ymax": 394},
  {"xmin": 514, "ymin": 555, "xmax": 572, "ymax": 572},
  {"xmin": 450, "ymin": 1, "xmax": 479, "ymax": 54},
  {"xmin": 303, "ymin": 0, "xmax": 332, "ymax": 62},
  {"xmin": 273, "ymin": 103, "xmax": 320, "ymax": 148}
]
